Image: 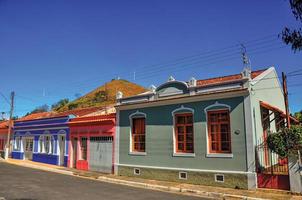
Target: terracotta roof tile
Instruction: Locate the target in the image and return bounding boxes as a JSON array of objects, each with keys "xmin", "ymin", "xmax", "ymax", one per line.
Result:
[
  {"xmin": 196, "ymin": 69, "xmax": 266, "ymax": 87},
  {"xmin": 0, "ymin": 121, "xmax": 8, "ymax": 129},
  {"xmin": 55, "ymin": 106, "xmax": 105, "ymax": 117},
  {"xmin": 16, "ymin": 112, "xmax": 56, "ymax": 122},
  {"xmin": 69, "ymin": 113, "xmax": 116, "ymax": 125}
]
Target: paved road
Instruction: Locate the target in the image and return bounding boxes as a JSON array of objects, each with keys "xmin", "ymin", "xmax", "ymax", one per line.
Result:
[{"xmin": 0, "ymin": 162, "xmax": 207, "ymax": 200}]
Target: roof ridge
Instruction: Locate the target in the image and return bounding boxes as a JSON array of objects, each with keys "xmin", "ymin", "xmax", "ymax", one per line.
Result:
[{"xmin": 196, "ymin": 68, "xmax": 267, "ymax": 82}]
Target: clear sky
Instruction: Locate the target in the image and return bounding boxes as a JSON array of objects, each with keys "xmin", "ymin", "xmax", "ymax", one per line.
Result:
[{"xmin": 0, "ymin": 0, "xmax": 301, "ymax": 117}]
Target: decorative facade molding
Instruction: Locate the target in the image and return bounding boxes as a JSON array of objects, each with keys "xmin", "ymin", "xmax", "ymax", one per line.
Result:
[
  {"xmin": 171, "ymin": 105, "xmax": 194, "ymax": 116},
  {"xmin": 204, "ymin": 101, "xmax": 231, "ymax": 113}
]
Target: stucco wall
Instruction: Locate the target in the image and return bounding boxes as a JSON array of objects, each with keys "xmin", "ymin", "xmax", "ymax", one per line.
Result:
[
  {"xmin": 250, "ymin": 68, "xmax": 285, "ymax": 144},
  {"xmin": 119, "ymin": 96, "xmax": 248, "ymax": 172},
  {"xmin": 118, "ymin": 166, "xmax": 248, "ymax": 189}
]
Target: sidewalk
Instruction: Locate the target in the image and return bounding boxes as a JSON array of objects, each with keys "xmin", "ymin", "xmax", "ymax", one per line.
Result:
[{"xmin": 2, "ymin": 159, "xmax": 301, "ymax": 200}]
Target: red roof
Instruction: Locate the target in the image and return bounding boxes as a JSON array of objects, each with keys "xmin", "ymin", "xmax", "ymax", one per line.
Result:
[
  {"xmin": 260, "ymin": 101, "xmax": 299, "ymax": 124},
  {"xmin": 69, "ymin": 113, "xmax": 116, "ymax": 126},
  {"xmin": 16, "ymin": 112, "xmax": 56, "ymax": 122},
  {"xmin": 196, "ymin": 69, "xmax": 266, "ymax": 87},
  {"xmin": 0, "ymin": 121, "xmax": 8, "ymax": 129},
  {"xmin": 16, "ymin": 107, "xmax": 106, "ymax": 122},
  {"xmin": 55, "ymin": 107, "xmax": 104, "ymax": 117}
]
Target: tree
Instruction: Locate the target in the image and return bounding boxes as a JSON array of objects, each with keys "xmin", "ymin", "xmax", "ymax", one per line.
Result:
[
  {"xmin": 267, "ymin": 125, "xmax": 302, "ymax": 158},
  {"xmin": 26, "ymin": 104, "xmax": 49, "ymax": 115},
  {"xmin": 51, "ymin": 98, "xmax": 69, "ymax": 111},
  {"xmin": 294, "ymin": 110, "xmax": 302, "ymax": 122},
  {"xmin": 281, "ymin": 0, "xmax": 302, "ymax": 52}
]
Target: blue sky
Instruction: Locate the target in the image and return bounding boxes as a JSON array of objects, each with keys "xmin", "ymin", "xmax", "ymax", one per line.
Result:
[{"xmin": 0, "ymin": 0, "xmax": 301, "ymax": 117}]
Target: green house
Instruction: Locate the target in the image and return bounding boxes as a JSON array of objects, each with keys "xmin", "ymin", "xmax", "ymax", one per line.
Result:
[{"xmin": 114, "ymin": 67, "xmax": 299, "ymax": 190}]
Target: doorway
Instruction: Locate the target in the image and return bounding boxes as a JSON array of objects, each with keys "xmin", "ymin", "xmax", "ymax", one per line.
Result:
[
  {"xmin": 23, "ymin": 137, "xmax": 33, "ymax": 160},
  {"xmin": 58, "ymin": 135, "xmax": 66, "ymax": 166},
  {"xmin": 72, "ymin": 137, "xmax": 78, "ymax": 168}
]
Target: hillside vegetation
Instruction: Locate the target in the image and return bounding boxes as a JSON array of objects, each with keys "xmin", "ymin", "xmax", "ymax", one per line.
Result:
[{"xmin": 55, "ymin": 79, "xmax": 147, "ymax": 112}]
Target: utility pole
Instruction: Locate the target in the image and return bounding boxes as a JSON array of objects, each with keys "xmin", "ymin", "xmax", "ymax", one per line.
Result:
[
  {"xmin": 5, "ymin": 91, "xmax": 14, "ymax": 160},
  {"xmin": 282, "ymin": 72, "xmax": 291, "ymax": 128}
]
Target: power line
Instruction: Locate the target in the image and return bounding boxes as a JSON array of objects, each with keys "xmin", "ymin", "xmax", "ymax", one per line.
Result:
[
  {"xmin": 45, "ymin": 34, "xmax": 279, "ymax": 92},
  {"xmin": 0, "ymin": 92, "xmax": 10, "ymax": 106}
]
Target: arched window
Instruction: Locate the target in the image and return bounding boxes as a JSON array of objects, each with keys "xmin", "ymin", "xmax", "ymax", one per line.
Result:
[
  {"xmin": 172, "ymin": 105, "xmax": 195, "ymax": 154},
  {"xmin": 129, "ymin": 111, "xmax": 146, "ymax": 153},
  {"xmin": 14, "ymin": 136, "xmax": 21, "ymax": 151},
  {"xmin": 43, "ymin": 135, "xmax": 55, "ymax": 154},
  {"xmin": 39, "ymin": 135, "xmax": 44, "ymax": 153},
  {"xmin": 204, "ymin": 102, "xmax": 232, "ymax": 154}
]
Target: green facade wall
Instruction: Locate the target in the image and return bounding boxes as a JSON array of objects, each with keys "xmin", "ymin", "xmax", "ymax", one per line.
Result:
[
  {"xmin": 118, "ymin": 96, "xmax": 248, "ymax": 172},
  {"xmin": 118, "ymin": 166, "xmax": 248, "ymax": 189}
]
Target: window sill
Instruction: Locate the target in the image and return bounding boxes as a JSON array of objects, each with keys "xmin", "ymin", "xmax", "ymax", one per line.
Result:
[
  {"xmin": 173, "ymin": 153, "xmax": 195, "ymax": 157},
  {"xmin": 206, "ymin": 153, "xmax": 233, "ymax": 158},
  {"xmin": 129, "ymin": 152, "xmax": 147, "ymax": 156}
]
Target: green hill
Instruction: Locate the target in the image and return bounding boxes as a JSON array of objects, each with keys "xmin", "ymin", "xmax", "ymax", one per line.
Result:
[{"xmin": 56, "ymin": 79, "xmax": 147, "ymax": 112}]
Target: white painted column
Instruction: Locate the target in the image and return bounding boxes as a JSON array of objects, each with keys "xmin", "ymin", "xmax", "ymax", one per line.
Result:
[
  {"xmin": 244, "ymin": 94, "xmax": 257, "ymax": 189},
  {"xmin": 288, "ymin": 155, "xmax": 302, "ymax": 193},
  {"xmin": 114, "ymin": 109, "xmax": 120, "ymax": 175}
]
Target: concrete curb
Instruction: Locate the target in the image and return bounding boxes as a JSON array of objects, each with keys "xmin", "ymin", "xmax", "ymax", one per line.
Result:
[
  {"xmin": 96, "ymin": 176, "xmax": 267, "ymax": 200},
  {"xmin": 2, "ymin": 160, "xmax": 267, "ymax": 200},
  {"xmin": 2, "ymin": 160, "xmax": 73, "ymax": 176}
]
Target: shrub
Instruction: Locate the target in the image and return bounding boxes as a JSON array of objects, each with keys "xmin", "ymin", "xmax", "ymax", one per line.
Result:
[{"xmin": 267, "ymin": 125, "xmax": 302, "ymax": 158}]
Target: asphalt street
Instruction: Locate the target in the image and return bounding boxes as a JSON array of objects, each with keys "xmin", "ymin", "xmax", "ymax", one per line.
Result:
[{"xmin": 0, "ymin": 162, "xmax": 208, "ymax": 200}]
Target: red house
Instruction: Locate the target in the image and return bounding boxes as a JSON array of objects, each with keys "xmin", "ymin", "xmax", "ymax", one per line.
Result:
[
  {"xmin": 68, "ymin": 113, "xmax": 116, "ymax": 173},
  {"xmin": 0, "ymin": 121, "xmax": 8, "ymax": 158}
]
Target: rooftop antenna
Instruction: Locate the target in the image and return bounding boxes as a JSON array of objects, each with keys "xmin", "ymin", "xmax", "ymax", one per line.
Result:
[
  {"xmin": 240, "ymin": 44, "xmax": 251, "ymax": 70},
  {"xmin": 240, "ymin": 44, "xmax": 252, "ymax": 79}
]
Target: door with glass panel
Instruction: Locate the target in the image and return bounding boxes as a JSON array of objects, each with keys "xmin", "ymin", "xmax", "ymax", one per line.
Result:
[
  {"xmin": 24, "ymin": 137, "xmax": 34, "ymax": 160},
  {"xmin": 58, "ymin": 135, "xmax": 66, "ymax": 166}
]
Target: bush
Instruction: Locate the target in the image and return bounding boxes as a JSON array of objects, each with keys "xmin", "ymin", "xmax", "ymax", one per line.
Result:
[{"xmin": 267, "ymin": 125, "xmax": 302, "ymax": 158}]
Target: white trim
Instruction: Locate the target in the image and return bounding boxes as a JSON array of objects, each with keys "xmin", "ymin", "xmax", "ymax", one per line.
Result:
[
  {"xmin": 129, "ymin": 110, "xmax": 147, "ymax": 119},
  {"xmin": 129, "ymin": 152, "xmax": 147, "ymax": 156},
  {"xmin": 214, "ymin": 174, "xmax": 225, "ymax": 183},
  {"xmin": 243, "ymin": 94, "xmax": 257, "ymax": 189},
  {"xmin": 14, "ymin": 126, "xmax": 68, "ymax": 132},
  {"xmin": 204, "ymin": 101, "xmax": 231, "ymax": 112},
  {"xmin": 156, "ymin": 80, "xmax": 188, "ymax": 92},
  {"xmin": 171, "ymin": 105, "xmax": 194, "ymax": 116},
  {"xmin": 129, "ymin": 110, "xmax": 147, "ymax": 154},
  {"xmin": 250, "ymin": 67, "xmax": 274, "ymax": 86},
  {"xmin": 206, "ymin": 153, "xmax": 233, "ymax": 158},
  {"xmin": 114, "ymin": 109, "xmax": 120, "ymax": 175},
  {"xmin": 38, "ymin": 135, "xmax": 45, "ymax": 153},
  {"xmin": 196, "ymin": 83, "xmax": 242, "ymax": 94},
  {"xmin": 57, "ymin": 130, "xmax": 67, "ymax": 135},
  {"xmin": 134, "ymin": 168, "xmax": 141, "ymax": 175},
  {"xmin": 173, "ymin": 153, "xmax": 195, "ymax": 157},
  {"xmin": 158, "ymin": 90, "xmax": 184, "ymax": 97},
  {"xmin": 204, "ymin": 101, "xmax": 232, "ymax": 156},
  {"xmin": 172, "ymin": 105, "xmax": 195, "ymax": 155},
  {"xmin": 117, "ymin": 163, "xmax": 253, "ymax": 175},
  {"xmin": 179, "ymin": 171, "xmax": 188, "ymax": 180}
]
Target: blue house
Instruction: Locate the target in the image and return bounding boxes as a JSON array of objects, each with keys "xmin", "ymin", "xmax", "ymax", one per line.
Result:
[{"xmin": 12, "ymin": 113, "xmax": 71, "ymax": 166}]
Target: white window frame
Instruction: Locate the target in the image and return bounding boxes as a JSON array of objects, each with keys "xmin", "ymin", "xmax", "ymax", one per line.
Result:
[
  {"xmin": 214, "ymin": 174, "xmax": 225, "ymax": 183},
  {"xmin": 43, "ymin": 135, "xmax": 55, "ymax": 155},
  {"xmin": 179, "ymin": 171, "xmax": 188, "ymax": 180},
  {"xmin": 129, "ymin": 110, "xmax": 147, "ymax": 156},
  {"xmin": 172, "ymin": 105, "xmax": 195, "ymax": 157},
  {"xmin": 14, "ymin": 136, "xmax": 21, "ymax": 151},
  {"xmin": 204, "ymin": 101, "xmax": 233, "ymax": 158},
  {"xmin": 133, "ymin": 168, "xmax": 141, "ymax": 175},
  {"xmin": 39, "ymin": 135, "xmax": 45, "ymax": 153}
]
